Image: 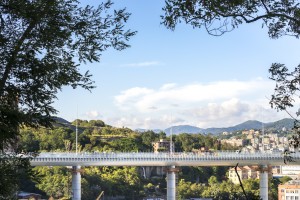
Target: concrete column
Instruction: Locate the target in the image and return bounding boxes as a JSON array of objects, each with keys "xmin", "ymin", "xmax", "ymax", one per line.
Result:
[
  {"xmin": 260, "ymin": 165, "xmax": 268, "ymax": 200},
  {"xmin": 166, "ymin": 166, "xmax": 179, "ymax": 200},
  {"xmin": 72, "ymin": 166, "xmax": 81, "ymax": 200}
]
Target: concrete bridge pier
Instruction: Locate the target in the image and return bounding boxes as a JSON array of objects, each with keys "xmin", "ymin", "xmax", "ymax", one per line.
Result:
[
  {"xmin": 72, "ymin": 166, "xmax": 81, "ymax": 200},
  {"xmin": 166, "ymin": 166, "xmax": 179, "ymax": 200},
  {"xmin": 260, "ymin": 165, "xmax": 268, "ymax": 200}
]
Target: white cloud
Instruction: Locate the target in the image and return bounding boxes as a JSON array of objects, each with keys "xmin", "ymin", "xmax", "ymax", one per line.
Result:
[
  {"xmin": 105, "ymin": 114, "xmax": 185, "ymax": 130},
  {"xmin": 160, "ymin": 83, "xmax": 177, "ymax": 90},
  {"xmin": 108, "ymin": 78, "xmax": 288, "ymax": 129},
  {"xmin": 183, "ymin": 99, "xmax": 266, "ymax": 127},
  {"xmin": 114, "ymin": 87, "xmax": 153, "ymax": 111},
  {"xmin": 114, "ymin": 79, "xmax": 274, "ymax": 112},
  {"xmin": 85, "ymin": 110, "xmax": 101, "ymax": 119},
  {"xmin": 120, "ymin": 61, "xmax": 162, "ymax": 67}
]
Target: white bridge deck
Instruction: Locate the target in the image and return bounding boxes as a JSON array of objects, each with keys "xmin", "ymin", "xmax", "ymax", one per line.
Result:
[{"xmin": 31, "ymin": 151, "xmax": 300, "ymax": 167}]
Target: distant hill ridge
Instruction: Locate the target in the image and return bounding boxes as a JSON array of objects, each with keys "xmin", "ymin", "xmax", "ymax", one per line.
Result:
[
  {"xmin": 53, "ymin": 117, "xmax": 295, "ymax": 135},
  {"xmin": 163, "ymin": 118, "xmax": 295, "ymax": 135}
]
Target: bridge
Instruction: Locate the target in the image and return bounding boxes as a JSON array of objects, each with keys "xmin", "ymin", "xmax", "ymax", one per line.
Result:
[{"xmin": 31, "ymin": 151, "xmax": 300, "ymax": 200}]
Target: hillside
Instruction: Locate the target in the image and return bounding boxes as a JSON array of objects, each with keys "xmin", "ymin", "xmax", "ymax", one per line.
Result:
[
  {"xmin": 164, "ymin": 118, "xmax": 295, "ymax": 135},
  {"xmin": 164, "ymin": 125, "xmax": 204, "ymax": 135},
  {"xmin": 54, "ymin": 117, "xmax": 295, "ymax": 135}
]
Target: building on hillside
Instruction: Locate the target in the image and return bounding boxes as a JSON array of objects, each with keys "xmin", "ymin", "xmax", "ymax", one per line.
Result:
[
  {"xmin": 221, "ymin": 138, "xmax": 246, "ymax": 147},
  {"xmin": 246, "ymin": 134, "xmax": 254, "ymax": 139},
  {"xmin": 262, "ymin": 137, "xmax": 270, "ymax": 144},
  {"xmin": 243, "ymin": 166, "xmax": 260, "ymax": 179},
  {"xmin": 282, "ymin": 166, "xmax": 300, "ymax": 176},
  {"xmin": 242, "ymin": 130, "xmax": 248, "ymax": 135},
  {"xmin": 272, "ymin": 166, "xmax": 281, "ymax": 175},
  {"xmin": 152, "ymin": 139, "xmax": 171, "ymax": 153},
  {"xmin": 228, "ymin": 166, "xmax": 260, "ymax": 184},
  {"xmin": 228, "ymin": 166, "xmax": 247, "ymax": 184},
  {"xmin": 242, "ymin": 129, "xmax": 256, "ymax": 135},
  {"xmin": 278, "ymin": 180, "xmax": 300, "ymax": 200},
  {"xmin": 222, "ymin": 131, "xmax": 230, "ymax": 135}
]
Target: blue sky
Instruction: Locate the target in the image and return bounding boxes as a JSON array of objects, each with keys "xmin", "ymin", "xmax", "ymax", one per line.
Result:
[{"xmin": 53, "ymin": 0, "xmax": 300, "ymax": 130}]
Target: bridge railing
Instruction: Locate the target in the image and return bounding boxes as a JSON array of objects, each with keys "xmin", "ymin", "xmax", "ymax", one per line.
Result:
[
  {"xmin": 34, "ymin": 151, "xmax": 295, "ymax": 160},
  {"xmin": 29, "ymin": 151, "xmax": 300, "ymax": 166}
]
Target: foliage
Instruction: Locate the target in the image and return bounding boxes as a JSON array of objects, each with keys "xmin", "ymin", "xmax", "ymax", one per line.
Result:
[
  {"xmin": 0, "ymin": 1, "xmax": 135, "ymax": 197},
  {"xmin": 179, "ymin": 173, "xmax": 276, "ymax": 200},
  {"xmin": 19, "ymin": 129, "xmax": 40, "ymax": 152},
  {"xmin": 110, "ymin": 137, "xmax": 144, "ymax": 152},
  {"xmin": 19, "ymin": 127, "xmax": 74, "ymax": 152},
  {"xmin": 279, "ymin": 175, "xmax": 292, "ymax": 184},
  {"xmin": 162, "ymin": 0, "xmax": 300, "ymax": 38},
  {"xmin": 174, "ymin": 133, "xmax": 221, "ymax": 152},
  {"xmin": 71, "ymin": 119, "xmax": 106, "ymax": 127},
  {"xmin": 98, "ymin": 166, "xmax": 142, "ymax": 198},
  {"xmin": 0, "ymin": 0, "xmax": 136, "ymax": 149},
  {"xmin": 34, "ymin": 166, "xmax": 70, "ymax": 199},
  {"xmin": 270, "ymin": 178, "xmax": 281, "ymax": 200},
  {"xmin": 0, "ymin": 154, "xmax": 33, "ymax": 199},
  {"xmin": 242, "ymin": 178, "xmax": 260, "ymax": 197},
  {"xmin": 177, "ymin": 179, "xmax": 203, "ymax": 200},
  {"xmin": 269, "ymin": 64, "xmax": 300, "ymax": 149},
  {"xmin": 180, "ymin": 165, "xmax": 227, "ymax": 183},
  {"xmin": 140, "ymin": 130, "xmax": 160, "ymax": 151},
  {"xmin": 201, "ymin": 178, "xmax": 261, "ymax": 200},
  {"xmin": 18, "ymin": 123, "xmax": 264, "ymax": 198}
]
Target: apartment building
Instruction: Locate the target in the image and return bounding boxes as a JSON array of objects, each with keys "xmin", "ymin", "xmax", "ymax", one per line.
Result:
[
  {"xmin": 278, "ymin": 180, "xmax": 300, "ymax": 200},
  {"xmin": 228, "ymin": 166, "xmax": 259, "ymax": 184}
]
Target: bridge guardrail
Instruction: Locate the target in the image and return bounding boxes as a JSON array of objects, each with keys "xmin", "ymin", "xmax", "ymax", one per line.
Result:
[{"xmin": 27, "ymin": 151, "xmax": 300, "ymax": 167}]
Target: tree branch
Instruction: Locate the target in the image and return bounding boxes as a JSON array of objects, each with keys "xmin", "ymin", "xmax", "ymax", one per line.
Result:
[
  {"xmin": 187, "ymin": 8, "xmax": 299, "ymax": 26},
  {"xmin": 260, "ymin": 0, "xmax": 270, "ymax": 14},
  {"xmin": 0, "ymin": 21, "xmax": 36, "ymax": 95},
  {"xmin": 234, "ymin": 163, "xmax": 249, "ymax": 200}
]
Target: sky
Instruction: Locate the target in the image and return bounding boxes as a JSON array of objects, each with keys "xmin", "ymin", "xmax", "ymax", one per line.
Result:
[{"xmin": 53, "ymin": 0, "xmax": 300, "ymax": 130}]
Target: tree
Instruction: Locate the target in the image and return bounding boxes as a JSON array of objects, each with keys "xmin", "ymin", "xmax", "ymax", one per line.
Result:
[
  {"xmin": 269, "ymin": 64, "xmax": 300, "ymax": 149},
  {"xmin": 177, "ymin": 179, "xmax": 203, "ymax": 200},
  {"xmin": 110, "ymin": 137, "xmax": 143, "ymax": 152},
  {"xmin": 34, "ymin": 166, "xmax": 70, "ymax": 199},
  {"xmin": 89, "ymin": 120, "xmax": 106, "ymax": 127},
  {"xmin": 175, "ymin": 133, "xmax": 195, "ymax": 152},
  {"xmin": 0, "ymin": 154, "xmax": 33, "ymax": 199},
  {"xmin": 279, "ymin": 176, "xmax": 292, "ymax": 184},
  {"xmin": 0, "ymin": 0, "xmax": 136, "ymax": 150},
  {"xmin": 161, "ymin": 0, "xmax": 300, "ymax": 149},
  {"xmin": 0, "ymin": 0, "xmax": 135, "ymax": 198},
  {"xmin": 19, "ymin": 129, "xmax": 40, "ymax": 152},
  {"xmin": 162, "ymin": 0, "xmax": 300, "ymax": 38},
  {"xmin": 139, "ymin": 130, "xmax": 160, "ymax": 151},
  {"xmin": 99, "ymin": 166, "xmax": 142, "ymax": 198}
]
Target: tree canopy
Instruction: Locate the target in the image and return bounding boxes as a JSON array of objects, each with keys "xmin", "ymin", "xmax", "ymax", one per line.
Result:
[
  {"xmin": 0, "ymin": 0, "xmax": 136, "ymax": 149},
  {"xmin": 162, "ymin": 0, "xmax": 300, "ymax": 38},
  {"xmin": 0, "ymin": 0, "xmax": 136, "ymax": 198}
]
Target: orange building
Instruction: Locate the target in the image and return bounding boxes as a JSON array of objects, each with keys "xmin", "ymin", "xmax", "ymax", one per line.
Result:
[{"xmin": 278, "ymin": 180, "xmax": 300, "ymax": 200}]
